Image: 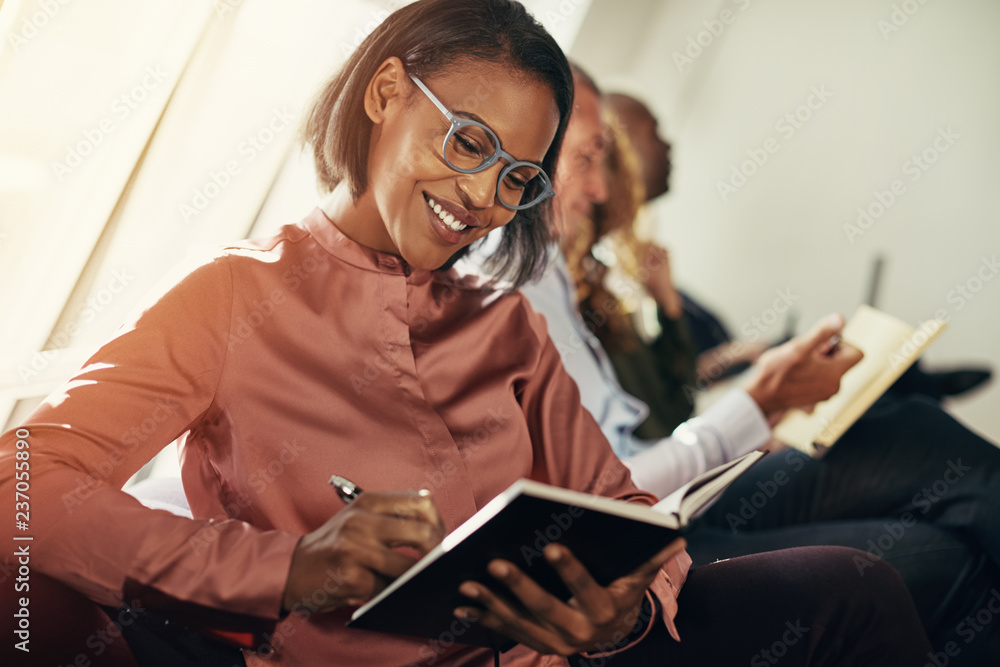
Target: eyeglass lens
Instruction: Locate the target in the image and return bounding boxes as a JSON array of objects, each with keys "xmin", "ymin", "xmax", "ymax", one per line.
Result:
[{"xmin": 444, "ymin": 126, "xmax": 544, "ymax": 208}]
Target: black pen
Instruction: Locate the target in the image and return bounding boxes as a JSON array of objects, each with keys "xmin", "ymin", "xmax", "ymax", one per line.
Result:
[{"xmin": 329, "ymin": 475, "xmax": 363, "ymax": 504}]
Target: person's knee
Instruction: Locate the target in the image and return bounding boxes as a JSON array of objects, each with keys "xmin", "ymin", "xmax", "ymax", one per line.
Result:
[
  {"xmin": 825, "ymin": 545, "xmax": 903, "ymax": 583},
  {"xmin": 780, "ymin": 546, "xmax": 909, "ymax": 606}
]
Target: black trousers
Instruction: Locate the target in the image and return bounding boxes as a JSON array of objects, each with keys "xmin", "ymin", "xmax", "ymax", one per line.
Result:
[
  {"xmin": 585, "ymin": 546, "xmax": 931, "ymax": 666},
  {"xmin": 690, "ymin": 395, "xmax": 1000, "ymax": 665}
]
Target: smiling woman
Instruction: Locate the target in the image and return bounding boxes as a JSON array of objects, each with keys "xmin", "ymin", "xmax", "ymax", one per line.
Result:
[
  {"xmin": 304, "ymin": 0, "xmax": 572, "ymax": 285},
  {"xmin": 317, "ymin": 60, "xmax": 559, "ymax": 272}
]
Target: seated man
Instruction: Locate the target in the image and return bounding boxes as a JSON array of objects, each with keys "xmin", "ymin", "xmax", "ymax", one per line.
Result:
[{"xmin": 512, "ymin": 63, "xmax": 1000, "ymax": 663}]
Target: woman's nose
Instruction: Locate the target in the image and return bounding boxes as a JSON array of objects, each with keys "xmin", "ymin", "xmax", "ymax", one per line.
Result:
[{"xmin": 459, "ymin": 164, "xmax": 500, "ymax": 209}]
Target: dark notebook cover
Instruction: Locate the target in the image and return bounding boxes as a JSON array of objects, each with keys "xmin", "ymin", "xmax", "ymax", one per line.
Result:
[
  {"xmin": 347, "ymin": 451, "xmax": 764, "ymax": 648},
  {"xmin": 346, "ymin": 480, "xmax": 686, "ymax": 649}
]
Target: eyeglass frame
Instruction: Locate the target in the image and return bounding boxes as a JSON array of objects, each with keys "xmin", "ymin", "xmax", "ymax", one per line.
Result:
[{"xmin": 408, "ymin": 74, "xmax": 556, "ymax": 211}]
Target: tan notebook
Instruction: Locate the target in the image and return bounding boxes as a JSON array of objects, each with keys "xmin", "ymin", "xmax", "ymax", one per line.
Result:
[{"xmin": 773, "ymin": 305, "xmax": 946, "ymax": 457}]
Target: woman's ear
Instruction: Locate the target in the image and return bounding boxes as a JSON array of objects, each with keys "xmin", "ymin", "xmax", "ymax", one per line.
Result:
[{"xmin": 364, "ymin": 56, "xmax": 407, "ymax": 126}]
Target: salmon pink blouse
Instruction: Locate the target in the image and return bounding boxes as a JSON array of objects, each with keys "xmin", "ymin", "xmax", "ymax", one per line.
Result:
[{"xmin": 0, "ymin": 207, "xmax": 690, "ymax": 665}]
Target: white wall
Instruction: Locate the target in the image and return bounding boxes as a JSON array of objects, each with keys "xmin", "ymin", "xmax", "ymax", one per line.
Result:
[{"xmin": 571, "ymin": 0, "xmax": 1000, "ymax": 441}]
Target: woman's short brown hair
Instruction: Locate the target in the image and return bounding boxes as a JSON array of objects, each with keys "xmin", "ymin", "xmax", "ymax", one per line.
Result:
[{"xmin": 303, "ymin": 0, "xmax": 574, "ymax": 287}]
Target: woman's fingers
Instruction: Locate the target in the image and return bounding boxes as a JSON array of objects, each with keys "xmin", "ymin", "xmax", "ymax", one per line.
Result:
[
  {"xmin": 453, "ymin": 538, "xmax": 687, "ymax": 655},
  {"xmin": 456, "ymin": 578, "xmax": 577, "ymax": 655},
  {"xmin": 353, "ymin": 489, "xmax": 445, "ymax": 533},
  {"xmin": 284, "ymin": 490, "xmax": 444, "ymax": 613},
  {"xmin": 542, "ymin": 538, "xmax": 684, "ymax": 622},
  {"xmin": 540, "ymin": 545, "xmax": 614, "ymax": 619},
  {"xmin": 625, "ymin": 537, "xmax": 687, "ymax": 585},
  {"xmin": 353, "ymin": 510, "xmax": 444, "ymax": 557}
]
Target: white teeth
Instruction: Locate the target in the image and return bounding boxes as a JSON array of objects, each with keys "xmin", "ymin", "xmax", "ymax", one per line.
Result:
[{"xmin": 426, "ymin": 197, "xmax": 468, "ymax": 232}]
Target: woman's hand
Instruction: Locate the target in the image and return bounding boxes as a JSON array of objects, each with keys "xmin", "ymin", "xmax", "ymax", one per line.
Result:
[
  {"xmin": 282, "ymin": 491, "xmax": 444, "ymax": 613},
  {"xmin": 637, "ymin": 243, "xmax": 683, "ymax": 320},
  {"xmin": 454, "ymin": 538, "xmax": 686, "ymax": 656}
]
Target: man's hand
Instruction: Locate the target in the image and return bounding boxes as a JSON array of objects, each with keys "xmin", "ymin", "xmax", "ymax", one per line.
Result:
[
  {"xmin": 282, "ymin": 491, "xmax": 444, "ymax": 613},
  {"xmin": 453, "ymin": 538, "xmax": 687, "ymax": 656},
  {"xmin": 745, "ymin": 314, "xmax": 863, "ymax": 418}
]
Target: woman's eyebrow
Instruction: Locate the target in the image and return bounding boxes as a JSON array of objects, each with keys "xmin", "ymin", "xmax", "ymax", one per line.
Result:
[
  {"xmin": 454, "ymin": 109, "xmax": 546, "ymax": 165},
  {"xmin": 454, "ymin": 109, "xmax": 488, "ymax": 125}
]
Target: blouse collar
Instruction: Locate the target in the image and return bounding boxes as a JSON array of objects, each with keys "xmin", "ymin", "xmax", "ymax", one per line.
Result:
[
  {"xmin": 302, "ymin": 194, "xmax": 412, "ymax": 276},
  {"xmin": 305, "ymin": 193, "xmax": 491, "ymax": 292}
]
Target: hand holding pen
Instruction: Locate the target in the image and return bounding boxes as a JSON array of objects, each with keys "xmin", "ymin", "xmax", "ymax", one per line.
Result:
[
  {"xmin": 329, "ymin": 474, "xmax": 363, "ymax": 504},
  {"xmin": 747, "ymin": 313, "xmax": 863, "ymax": 418},
  {"xmin": 821, "ymin": 334, "xmax": 842, "ymax": 357},
  {"xmin": 280, "ymin": 476, "xmax": 444, "ymax": 614}
]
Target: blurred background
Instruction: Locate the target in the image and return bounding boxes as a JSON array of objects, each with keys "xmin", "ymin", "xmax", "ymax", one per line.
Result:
[{"xmin": 1, "ymin": 0, "xmax": 997, "ymax": 483}]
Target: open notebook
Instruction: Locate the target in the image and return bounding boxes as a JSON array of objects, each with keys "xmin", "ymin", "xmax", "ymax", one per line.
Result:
[
  {"xmin": 346, "ymin": 450, "xmax": 765, "ymax": 648},
  {"xmin": 774, "ymin": 305, "xmax": 946, "ymax": 457}
]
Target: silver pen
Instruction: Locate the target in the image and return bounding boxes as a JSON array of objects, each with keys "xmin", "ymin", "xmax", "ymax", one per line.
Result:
[
  {"xmin": 823, "ymin": 334, "xmax": 842, "ymax": 357},
  {"xmin": 329, "ymin": 474, "xmax": 363, "ymax": 504}
]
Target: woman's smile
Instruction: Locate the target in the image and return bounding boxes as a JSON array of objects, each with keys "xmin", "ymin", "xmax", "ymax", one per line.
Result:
[{"xmin": 423, "ymin": 192, "xmax": 481, "ymax": 244}]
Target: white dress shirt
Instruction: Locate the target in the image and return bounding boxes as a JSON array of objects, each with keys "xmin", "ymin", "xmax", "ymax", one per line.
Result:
[{"xmin": 519, "ymin": 248, "xmax": 772, "ymax": 498}]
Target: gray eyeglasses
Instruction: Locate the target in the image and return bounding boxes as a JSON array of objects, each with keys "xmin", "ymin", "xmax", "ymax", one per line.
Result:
[{"xmin": 409, "ymin": 74, "xmax": 555, "ymax": 211}]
